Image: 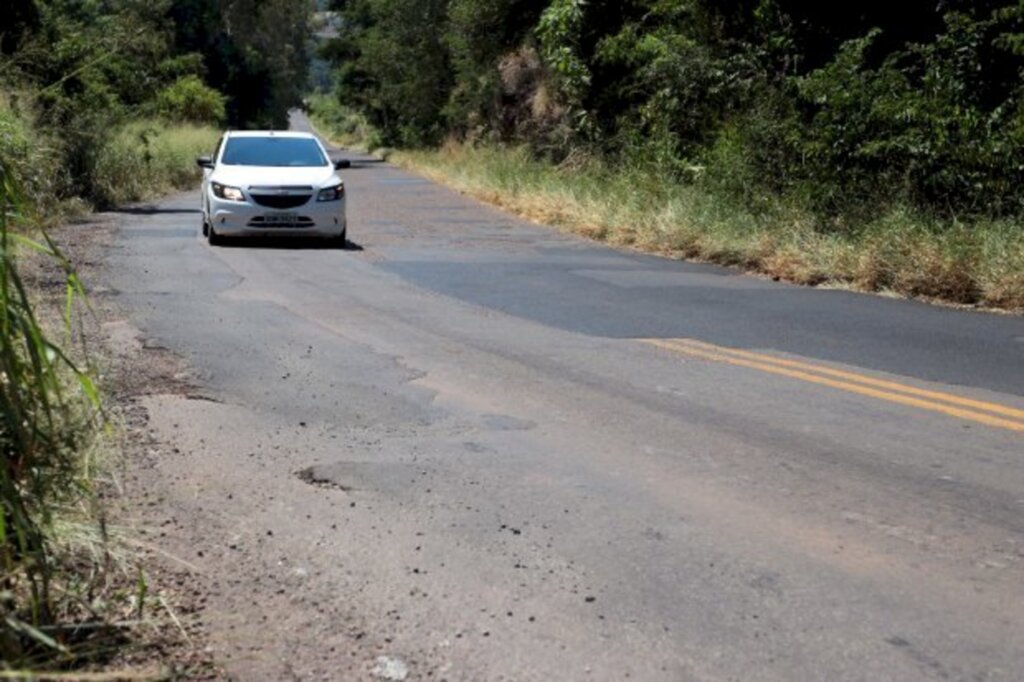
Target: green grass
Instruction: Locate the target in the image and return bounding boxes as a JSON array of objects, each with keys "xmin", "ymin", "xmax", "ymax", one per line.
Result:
[
  {"xmin": 1, "ymin": 153, "xmax": 111, "ymax": 667},
  {"xmin": 1, "ymin": 105, "xmax": 198, "ymax": 671},
  {"xmin": 0, "ymin": 91, "xmax": 218, "ymax": 675},
  {"xmin": 92, "ymin": 120, "xmax": 220, "ymax": 208},
  {"xmin": 0, "ymin": 93, "xmax": 70, "ymax": 223},
  {"xmin": 392, "ymin": 143, "xmax": 1024, "ymax": 311}
]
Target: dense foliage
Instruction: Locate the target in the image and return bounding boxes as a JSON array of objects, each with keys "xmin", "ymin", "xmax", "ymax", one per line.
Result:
[
  {"xmin": 169, "ymin": 0, "xmax": 313, "ymax": 128},
  {"xmin": 323, "ymin": 0, "xmax": 1024, "ymax": 222},
  {"xmin": 1, "ymin": 0, "xmax": 312, "ymax": 209}
]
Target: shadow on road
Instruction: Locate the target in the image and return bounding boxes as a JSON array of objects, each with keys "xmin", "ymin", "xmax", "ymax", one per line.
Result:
[
  {"xmin": 117, "ymin": 206, "xmax": 201, "ymax": 216},
  {"xmin": 214, "ymin": 237, "xmax": 364, "ymax": 252},
  {"xmin": 336, "ymin": 159, "xmax": 388, "ymax": 170}
]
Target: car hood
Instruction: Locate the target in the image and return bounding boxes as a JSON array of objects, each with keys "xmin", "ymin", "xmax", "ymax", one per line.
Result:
[{"xmin": 212, "ymin": 165, "xmax": 339, "ymax": 189}]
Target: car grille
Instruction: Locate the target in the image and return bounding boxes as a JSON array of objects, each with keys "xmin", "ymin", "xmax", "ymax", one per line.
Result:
[
  {"xmin": 250, "ymin": 194, "xmax": 313, "ymax": 209},
  {"xmin": 248, "ymin": 186, "xmax": 314, "ymax": 209}
]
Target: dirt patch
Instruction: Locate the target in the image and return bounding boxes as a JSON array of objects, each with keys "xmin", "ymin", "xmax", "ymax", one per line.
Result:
[{"xmin": 28, "ymin": 213, "xmax": 223, "ymax": 677}]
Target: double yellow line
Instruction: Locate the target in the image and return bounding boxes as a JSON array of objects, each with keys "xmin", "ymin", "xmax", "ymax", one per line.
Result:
[{"xmin": 642, "ymin": 338, "xmax": 1024, "ymax": 433}]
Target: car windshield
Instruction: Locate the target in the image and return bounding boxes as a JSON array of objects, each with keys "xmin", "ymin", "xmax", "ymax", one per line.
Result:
[{"xmin": 221, "ymin": 137, "xmax": 327, "ymax": 167}]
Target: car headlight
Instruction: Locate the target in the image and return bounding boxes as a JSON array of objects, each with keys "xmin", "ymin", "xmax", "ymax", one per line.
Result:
[
  {"xmin": 317, "ymin": 183, "xmax": 345, "ymax": 202},
  {"xmin": 212, "ymin": 182, "xmax": 245, "ymax": 202}
]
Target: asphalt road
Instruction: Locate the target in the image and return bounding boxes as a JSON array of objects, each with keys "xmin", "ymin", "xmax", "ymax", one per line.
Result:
[{"xmin": 103, "ymin": 111, "xmax": 1024, "ymax": 680}]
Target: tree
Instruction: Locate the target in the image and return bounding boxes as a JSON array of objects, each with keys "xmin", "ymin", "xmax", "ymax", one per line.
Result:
[
  {"xmin": 326, "ymin": 0, "xmax": 451, "ymax": 145},
  {"xmin": 168, "ymin": 0, "xmax": 312, "ymax": 127}
]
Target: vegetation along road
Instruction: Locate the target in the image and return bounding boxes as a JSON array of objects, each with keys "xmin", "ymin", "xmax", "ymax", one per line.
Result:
[
  {"xmin": 93, "ymin": 110, "xmax": 1024, "ymax": 679},
  {"xmin": 4, "ymin": 0, "xmax": 1024, "ymax": 678}
]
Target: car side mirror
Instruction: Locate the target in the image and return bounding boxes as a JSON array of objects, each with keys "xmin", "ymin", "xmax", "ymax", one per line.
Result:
[
  {"xmin": 333, "ymin": 159, "xmax": 351, "ymax": 170},
  {"xmin": 196, "ymin": 155, "xmax": 214, "ymax": 169}
]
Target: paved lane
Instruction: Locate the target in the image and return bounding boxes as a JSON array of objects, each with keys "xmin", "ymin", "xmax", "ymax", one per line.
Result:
[
  {"xmin": 308, "ymin": 110, "xmax": 1024, "ymax": 397},
  {"xmin": 102, "ymin": 112, "xmax": 1024, "ymax": 680}
]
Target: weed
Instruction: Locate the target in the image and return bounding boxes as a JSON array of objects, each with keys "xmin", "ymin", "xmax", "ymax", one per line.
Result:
[
  {"xmin": 91, "ymin": 121, "xmax": 219, "ymax": 208},
  {"xmin": 393, "ymin": 143, "xmax": 1024, "ymax": 311},
  {"xmin": 306, "ymin": 94, "xmax": 379, "ymax": 152},
  {"xmin": 0, "ymin": 153, "xmax": 119, "ymax": 669}
]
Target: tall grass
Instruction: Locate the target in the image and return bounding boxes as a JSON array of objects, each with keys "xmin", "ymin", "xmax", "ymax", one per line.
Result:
[
  {"xmin": 1, "ymin": 155, "xmax": 105, "ymax": 666},
  {"xmin": 0, "ymin": 93, "xmax": 71, "ymax": 224},
  {"xmin": 0, "ymin": 101, "xmax": 213, "ymax": 672},
  {"xmin": 394, "ymin": 144, "xmax": 1024, "ymax": 311},
  {"xmin": 91, "ymin": 120, "xmax": 219, "ymax": 208}
]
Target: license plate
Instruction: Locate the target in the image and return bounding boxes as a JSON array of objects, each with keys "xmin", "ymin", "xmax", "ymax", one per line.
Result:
[{"xmin": 264, "ymin": 212, "xmax": 298, "ymax": 225}]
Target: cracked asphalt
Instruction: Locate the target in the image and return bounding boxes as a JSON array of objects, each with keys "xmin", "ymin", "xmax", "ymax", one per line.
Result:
[{"xmin": 100, "ymin": 111, "xmax": 1024, "ymax": 680}]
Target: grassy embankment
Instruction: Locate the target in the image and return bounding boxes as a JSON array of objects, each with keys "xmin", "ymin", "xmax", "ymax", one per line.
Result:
[
  {"xmin": 2, "ymin": 96, "xmax": 218, "ymax": 671},
  {"xmin": 310, "ymin": 97, "xmax": 1024, "ymax": 312},
  {"xmin": 92, "ymin": 121, "xmax": 220, "ymax": 207},
  {"xmin": 2, "ymin": 152, "xmax": 110, "ymax": 671},
  {"xmin": 2, "ymin": 96, "xmax": 218, "ymax": 214}
]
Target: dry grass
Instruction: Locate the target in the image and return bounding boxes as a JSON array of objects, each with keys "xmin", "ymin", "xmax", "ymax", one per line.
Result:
[
  {"xmin": 92, "ymin": 121, "xmax": 220, "ymax": 208},
  {"xmin": 2, "ymin": 138, "xmax": 206, "ymax": 674},
  {"xmin": 392, "ymin": 143, "xmax": 1024, "ymax": 312}
]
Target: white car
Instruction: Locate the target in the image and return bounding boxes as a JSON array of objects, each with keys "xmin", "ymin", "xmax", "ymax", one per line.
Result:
[{"xmin": 197, "ymin": 131, "xmax": 348, "ymax": 245}]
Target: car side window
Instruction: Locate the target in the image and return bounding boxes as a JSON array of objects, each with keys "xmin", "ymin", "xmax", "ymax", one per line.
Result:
[{"xmin": 213, "ymin": 136, "xmax": 224, "ymax": 165}]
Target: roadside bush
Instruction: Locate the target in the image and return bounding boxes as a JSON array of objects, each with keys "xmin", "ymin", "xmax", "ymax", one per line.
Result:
[
  {"xmin": 307, "ymin": 92, "xmax": 380, "ymax": 150},
  {"xmin": 324, "ymin": 0, "xmax": 453, "ymax": 147},
  {"xmin": 155, "ymin": 75, "xmax": 227, "ymax": 125},
  {"xmin": 790, "ymin": 20, "xmax": 1024, "ymax": 219},
  {"xmin": 92, "ymin": 120, "xmax": 219, "ymax": 207},
  {"xmin": 444, "ymin": 0, "xmax": 550, "ymax": 141},
  {"xmin": 396, "ymin": 142, "xmax": 1024, "ymax": 310},
  {"xmin": 0, "ymin": 94, "xmax": 67, "ymax": 220},
  {"xmin": 594, "ymin": 17, "xmax": 760, "ymax": 163}
]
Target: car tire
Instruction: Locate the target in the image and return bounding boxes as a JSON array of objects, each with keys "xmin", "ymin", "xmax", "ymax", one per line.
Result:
[
  {"xmin": 330, "ymin": 228, "xmax": 347, "ymax": 249},
  {"xmin": 202, "ymin": 218, "xmax": 209, "ymax": 237},
  {"xmin": 207, "ymin": 223, "xmax": 224, "ymax": 246}
]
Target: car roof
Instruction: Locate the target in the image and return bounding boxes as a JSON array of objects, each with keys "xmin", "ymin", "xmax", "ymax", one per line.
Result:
[{"xmin": 224, "ymin": 131, "xmax": 318, "ymax": 139}]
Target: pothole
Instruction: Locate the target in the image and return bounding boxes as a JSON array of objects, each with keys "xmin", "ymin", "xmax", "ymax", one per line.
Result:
[
  {"xmin": 183, "ymin": 393, "xmax": 223, "ymax": 404},
  {"xmin": 296, "ymin": 466, "xmax": 354, "ymax": 492},
  {"xmin": 482, "ymin": 414, "xmax": 537, "ymax": 431}
]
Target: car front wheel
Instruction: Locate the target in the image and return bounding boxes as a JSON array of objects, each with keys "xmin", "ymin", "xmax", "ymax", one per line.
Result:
[
  {"xmin": 207, "ymin": 222, "xmax": 224, "ymax": 246},
  {"xmin": 330, "ymin": 227, "xmax": 347, "ymax": 249}
]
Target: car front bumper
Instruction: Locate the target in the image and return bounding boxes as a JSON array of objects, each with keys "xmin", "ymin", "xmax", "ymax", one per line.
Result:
[{"xmin": 208, "ymin": 195, "xmax": 346, "ymax": 238}]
